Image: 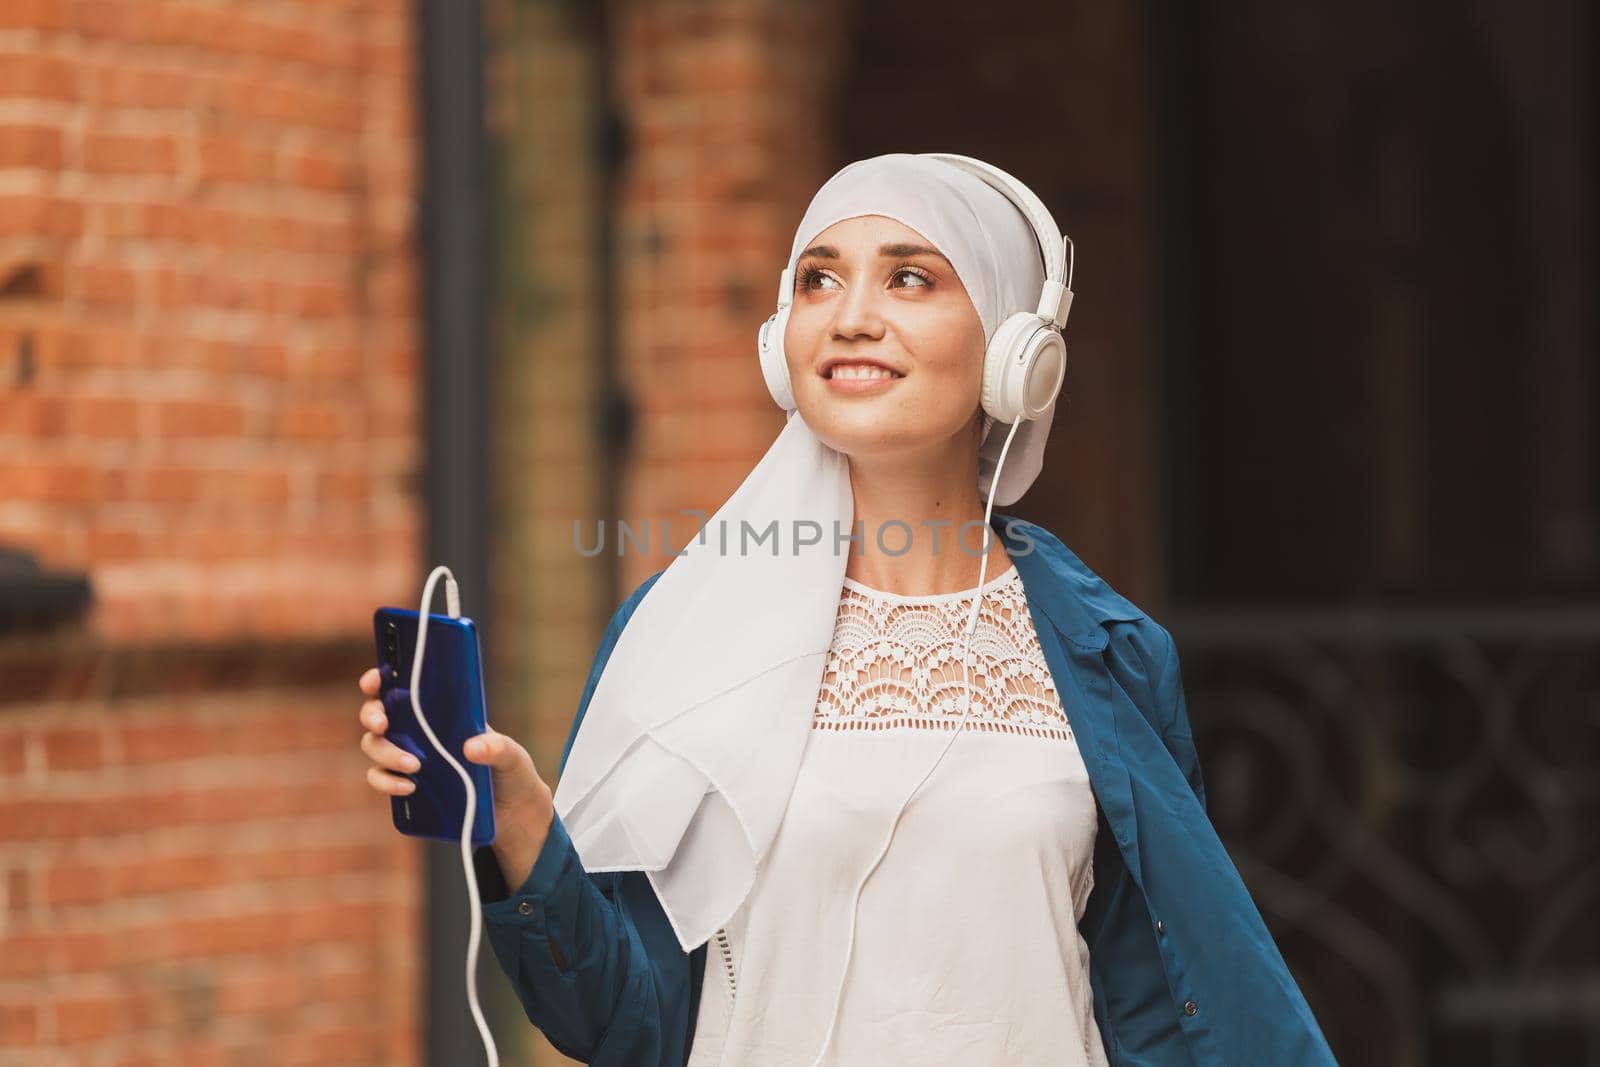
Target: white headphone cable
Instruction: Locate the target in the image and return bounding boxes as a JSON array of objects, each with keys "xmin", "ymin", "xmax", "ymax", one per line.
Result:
[
  {"xmin": 808, "ymin": 415, "xmax": 1024, "ymax": 1067},
  {"xmin": 408, "ymin": 564, "xmax": 500, "ymax": 1067}
]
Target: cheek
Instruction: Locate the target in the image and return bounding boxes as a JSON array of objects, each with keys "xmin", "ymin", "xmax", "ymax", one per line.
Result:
[
  {"xmin": 901, "ymin": 306, "xmax": 986, "ymax": 379},
  {"xmin": 783, "ymin": 303, "xmax": 820, "ymax": 360}
]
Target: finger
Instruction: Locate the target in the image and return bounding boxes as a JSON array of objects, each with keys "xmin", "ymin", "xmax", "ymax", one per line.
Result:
[
  {"xmin": 361, "ymin": 731, "xmax": 421, "ymax": 774},
  {"xmin": 358, "ymin": 699, "xmax": 387, "ymax": 734},
  {"xmin": 360, "ymin": 668, "xmax": 381, "ymax": 697},
  {"xmin": 367, "ymin": 765, "xmax": 416, "ymax": 796}
]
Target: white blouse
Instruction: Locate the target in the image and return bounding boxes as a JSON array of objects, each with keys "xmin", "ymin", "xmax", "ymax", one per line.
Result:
[{"xmin": 686, "ymin": 563, "xmax": 1110, "ymax": 1067}]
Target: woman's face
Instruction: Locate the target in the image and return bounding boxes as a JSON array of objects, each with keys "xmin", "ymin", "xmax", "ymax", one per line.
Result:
[{"xmin": 784, "ymin": 214, "xmax": 987, "ymax": 461}]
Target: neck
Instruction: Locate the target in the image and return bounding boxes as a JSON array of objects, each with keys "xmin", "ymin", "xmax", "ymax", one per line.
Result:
[{"xmin": 842, "ymin": 436, "xmax": 1011, "ymax": 597}]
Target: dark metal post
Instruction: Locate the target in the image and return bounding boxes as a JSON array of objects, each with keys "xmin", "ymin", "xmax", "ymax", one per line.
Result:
[
  {"xmin": 1148, "ymin": 0, "xmax": 1202, "ymax": 601},
  {"xmin": 417, "ymin": 1, "xmax": 490, "ymax": 1063},
  {"xmin": 583, "ymin": 2, "xmax": 632, "ymax": 613}
]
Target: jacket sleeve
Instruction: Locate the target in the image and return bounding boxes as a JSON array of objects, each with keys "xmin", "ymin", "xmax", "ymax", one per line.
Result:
[
  {"xmin": 473, "ymin": 570, "xmax": 683, "ymax": 1066},
  {"xmin": 1153, "ymin": 625, "xmax": 1207, "ymax": 812}
]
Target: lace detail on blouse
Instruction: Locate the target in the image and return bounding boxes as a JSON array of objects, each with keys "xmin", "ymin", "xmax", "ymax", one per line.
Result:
[{"xmin": 814, "ymin": 565, "xmax": 1075, "ymax": 740}]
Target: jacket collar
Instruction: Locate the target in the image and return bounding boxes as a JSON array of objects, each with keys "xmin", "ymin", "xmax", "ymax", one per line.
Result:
[{"xmin": 990, "ymin": 512, "xmax": 1146, "ymax": 644}]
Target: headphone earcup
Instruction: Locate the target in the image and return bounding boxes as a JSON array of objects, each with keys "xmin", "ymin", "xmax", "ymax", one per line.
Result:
[
  {"xmin": 981, "ymin": 313, "xmax": 1067, "ymax": 424},
  {"xmin": 758, "ymin": 303, "xmax": 796, "ymax": 411}
]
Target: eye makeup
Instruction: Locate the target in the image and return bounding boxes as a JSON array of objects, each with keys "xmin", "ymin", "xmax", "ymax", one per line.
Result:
[{"xmin": 794, "ymin": 263, "xmax": 936, "ymax": 294}]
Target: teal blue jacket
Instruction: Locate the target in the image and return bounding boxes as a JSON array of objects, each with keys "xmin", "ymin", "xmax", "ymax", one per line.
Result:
[{"xmin": 474, "ymin": 513, "xmax": 1338, "ymax": 1065}]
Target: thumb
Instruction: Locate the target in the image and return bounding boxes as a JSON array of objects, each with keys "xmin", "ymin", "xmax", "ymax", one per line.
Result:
[{"xmin": 463, "ymin": 727, "xmax": 523, "ymax": 770}]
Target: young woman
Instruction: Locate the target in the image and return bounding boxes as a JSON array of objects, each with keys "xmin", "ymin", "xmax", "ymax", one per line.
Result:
[{"xmin": 356, "ymin": 154, "xmax": 1337, "ymax": 1066}]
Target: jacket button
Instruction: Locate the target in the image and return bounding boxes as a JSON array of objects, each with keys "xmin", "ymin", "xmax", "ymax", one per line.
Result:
[
  {"xmin": 1156, "ymin": 919, "xmax": 1165, "ymax": 934},
  {"xmin": 516, "ymin": 900, "xmax": 534, "ymax": 916},
  {"xmin": 1183, "ymin": 1000, "xmax": 1197, "ymax": 1016}
]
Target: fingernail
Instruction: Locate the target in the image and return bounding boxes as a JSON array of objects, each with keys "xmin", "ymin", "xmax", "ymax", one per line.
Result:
[
  {"xmin": 464, "ymin": 738, "xmax": 481, "ymax": 759},
  {"xmin": 403, "ymin": 755, "xmax": 421, "ymax": 772}
]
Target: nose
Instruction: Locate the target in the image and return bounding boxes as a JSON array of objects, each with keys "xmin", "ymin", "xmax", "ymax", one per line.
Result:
[{"xmin": 829, "ymin": 275, "xmax": 886, "ymax": 342}]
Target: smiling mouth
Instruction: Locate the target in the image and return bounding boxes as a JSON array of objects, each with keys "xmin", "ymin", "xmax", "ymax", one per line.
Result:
[{"xmin": 824, "ymin": 362, "xmax": 905, "ymax": 381}]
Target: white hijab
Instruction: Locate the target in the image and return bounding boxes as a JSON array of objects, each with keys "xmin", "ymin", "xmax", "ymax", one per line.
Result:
[{"xmin": 552, "ymin": 153, "xmax": 1056, "ymax": 953}]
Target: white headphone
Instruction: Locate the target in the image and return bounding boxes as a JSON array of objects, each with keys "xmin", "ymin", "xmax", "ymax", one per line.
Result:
[{"xmin": 757, "ymin": 152, "xmax": 1075, "ymax": 426}]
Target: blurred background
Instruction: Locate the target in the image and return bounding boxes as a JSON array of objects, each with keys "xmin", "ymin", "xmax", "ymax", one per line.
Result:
[{"xmin": 1, "ymin": 1, "xmax": 1594, "ymax": 1064}]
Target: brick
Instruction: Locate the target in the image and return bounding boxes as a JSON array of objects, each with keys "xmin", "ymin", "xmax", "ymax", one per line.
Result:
[
  {"xmin": 85, "ymin": 63, "xmax": 200, "ymax": 111},
  {"xmin": 275, "ymin": 1021, "xmax": 399, "ymax": 1066},
  {"xmin": 7, "ymin": 865, "xmax": 29, "ymax": 913},
  {"xmin": 123, "ymin": 464, "xmax": 201, "ymax": 504},
  {"xmin": 0, "ymin": 52, "xmax": 78, "ymax": 102},
  {"xmin": 0, "ymin": 734, "xmax": 24, "ymax": 776},
  {"xmin": 0, "ymin": 193, "xmax": 84, "ymax": 237},
  {"xmin": 81, "ymin": 131, "xmax": 180, "ymax": 177},
  {"xmin": 116, "ymin": 711, "xmax": 350, "ymax": 768},
  {"xmin": 46, "ymin": 841, "xmax": 393, "ymax": 908},
  {"xmin": 294, "ymin": 342, "xmax": 361, "ymax": 381},
  {"xmin": 282, "ymin": 147, "xmax": 349, "ymax": 192},
  {"xmin": 222, "ymin": 78, "xmax": 362, "ymax": 134},
  {"xmin": 84, "ymin": 524, "xmax": 145, "ymax": 564},
  {"xmin": 153, "ymin": 901, "xmax": 385, "ymax": 964},
  {"xmin": 0, "ymin": 1002, "xmax": 39, "ymax": 1046},
  {"xmin": 155, "ymin": 399, "xmax": 246, "ymax": 439},
  {"xmin": 0, "ymin": 125, "xmax": 63, "ymax": 169},
  {"xmin": 40, "ymin": 726, "xmax": 105, "ymax": 771},
  {"xmin": 70, "ymin": 0, "xmax": 155, "ymax": 42},
  {"xmin": 313, "ymin": 467, "xmax": 367, "ymax": 503},
  {"xmin": 53, "ymin": 989, "xmax": 163, "ymax": 1044},
  {"xmin": 74, "ymin": 262, "xmax": 139, "ymax": 309},
  {"xmin": 73, "ymin": 395, "xmax": 141, "ymax": 438},
  {"xmin": 273, "ymin": 400, "xmax": 346, "ymax": 442},
  {"xmin": 0, "ymin": 930, "xmax": 56, "ymax": 979},
  {"xmin": 0, "ymin": 0, "xmax": 67, "ymax": 31},
  {"xmin": 196, "ymin": 134, "xmax": 275, "ymax": 185},
  {"xmin": 0, "ymin": 392, "xmax": 69, "ymax": 436},
  {"xmin": 0, "ymin": 775, "xmax": 370, "ymax": 844},
  {"xmin": 161, "ymin": 526, "xmax": 263, "ymax": 564},
  {"xmin": 0, "ymin": 460, "xmax": 99, "ymax": 504},
  {"xmin": 215, "ymin": 969, "xmax": 306, "ymax": 1017},
  {"xmin": 137, "ymin": 201, "xmax": 197, "ymax": 242},
  {"xmin": 270, "ymin": 279, "xmax": 352, "ymax": 319}
]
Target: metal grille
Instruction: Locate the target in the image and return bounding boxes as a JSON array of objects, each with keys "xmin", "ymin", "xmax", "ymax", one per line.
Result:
[{"xmin": 1171, "ymin": 608, "xmax": 1600, "ymax": 1067}]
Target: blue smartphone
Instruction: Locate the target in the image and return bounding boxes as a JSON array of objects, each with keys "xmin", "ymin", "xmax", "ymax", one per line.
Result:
[{"xmin": 372, "ymin": 607, "xmax": 496, "ymax": 846}]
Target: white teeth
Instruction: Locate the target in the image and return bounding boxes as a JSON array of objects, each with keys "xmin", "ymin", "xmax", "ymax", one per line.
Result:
[{"xmin": 829, "ymin": 363, "xmax": 900, "ymax": 381}]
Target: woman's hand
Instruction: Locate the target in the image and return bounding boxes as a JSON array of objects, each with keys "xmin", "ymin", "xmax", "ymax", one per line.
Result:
[{"xmin": 357, "ymin": 667, "xmax": 556, "ymax": 889}]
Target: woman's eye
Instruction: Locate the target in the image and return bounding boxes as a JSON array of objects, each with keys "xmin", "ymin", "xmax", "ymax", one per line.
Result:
[
  {"xmin": 798, "ymin": 267, "xmax": 838, "ymax": 292},
  {"xmin": 892, "ymin": 269, "xmax": 931, "ymax": 288}
]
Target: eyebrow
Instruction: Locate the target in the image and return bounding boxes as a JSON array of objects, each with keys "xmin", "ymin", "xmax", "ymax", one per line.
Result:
[{"xmin": 799, "ymin": 242, "xmax": 953, "ymax": 268}]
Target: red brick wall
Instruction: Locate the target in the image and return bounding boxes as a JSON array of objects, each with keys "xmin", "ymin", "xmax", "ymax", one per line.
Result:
[
  {"xmin": 0, "ymin": 2, "xmax": 419, "ymax": 640},
  {"xmin": 0, "ymin": 659, "xmax": 418, "ymax": 1062},
  {"xmin": 0, "ymin": 2, "xmax": 423, "ymax": 1062}
]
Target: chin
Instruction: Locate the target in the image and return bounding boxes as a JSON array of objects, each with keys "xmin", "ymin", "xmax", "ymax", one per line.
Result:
[{"xmin": 802, "ymin": 402, "xmax": 966, "ymax": 461}]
